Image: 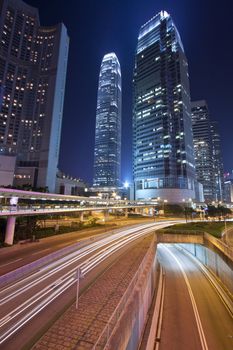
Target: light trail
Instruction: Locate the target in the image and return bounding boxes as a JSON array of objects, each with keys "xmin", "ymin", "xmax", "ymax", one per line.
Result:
[{"xmin": 0, "ymin": 222, "xmax": 170, "ymax": 345}]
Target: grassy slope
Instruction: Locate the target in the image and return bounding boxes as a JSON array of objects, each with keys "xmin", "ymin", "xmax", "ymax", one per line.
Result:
[{"xmin": 162, "ymin": 221, "xmax": 233, "ymax": 238}]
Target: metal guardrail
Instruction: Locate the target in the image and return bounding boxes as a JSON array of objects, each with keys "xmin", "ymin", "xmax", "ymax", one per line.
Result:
[
  {"xmin": 92, "ymin": 237, "xmax": 156, "ymax": 350},
  {"xmin": 0, "ymin": 204, "xmax": 155, "ymax": 217}
]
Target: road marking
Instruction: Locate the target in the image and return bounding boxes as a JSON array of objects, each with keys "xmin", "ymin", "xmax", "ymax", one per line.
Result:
[
  {"xmin": 31, "ymin": 248, "xmax": 51, "ymax": 256},
  {"xmin": 162, "ymin": 245, "xmax": 209, "ymax": 350},
  {"xmin": 0, "ymin": 258, "xmax": 22, "ymax": 268}
]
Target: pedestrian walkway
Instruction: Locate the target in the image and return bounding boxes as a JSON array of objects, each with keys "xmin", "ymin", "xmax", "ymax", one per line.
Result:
[{"xmin": 33, "ymin": 234, "xmax": 153, "ymax": 350}]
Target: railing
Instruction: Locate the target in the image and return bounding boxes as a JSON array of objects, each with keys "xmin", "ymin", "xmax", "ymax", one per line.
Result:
[
  {"xmin": 0, "ymin": 203, "xmax": 154, "ymax": 217},
  {"xmin": 93, "ymin": 237, "xmax": 156, "ymax": 349},
  {"xmin": 204, "ymin": 232, "xmax": 233, "ymax": 262}
]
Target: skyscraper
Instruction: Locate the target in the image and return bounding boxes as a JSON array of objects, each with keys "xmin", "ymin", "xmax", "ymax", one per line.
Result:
[
  {"xmin": 0, "ymin": 0, "xmax": 69, "ymax": 192},
  {"xmin": 191, "ymin": 101, "xmax": 224, "ymax": 202},
  {"xmin": 191, "ymin": 101, "xmax": 215, "ymax": 201},
  {"xmin": 133, "ymin": 11, "xmax": 196, "ymax": 202},
  {"xmin": 210, "ymin": 121, "xmax": 224, "ymax": 201},
  {"xmin": 93, "ymin": 53, "xmax": 122, "ymax": 188}
]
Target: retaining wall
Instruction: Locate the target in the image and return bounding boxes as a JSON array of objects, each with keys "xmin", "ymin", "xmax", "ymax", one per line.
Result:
[
  {"xmin": 106, "ymin": 245, "xmax": 159, "ymax": 350},
  {"xmin": 179, "ymin": 243, "xmax": 233, "ymax": 295}
]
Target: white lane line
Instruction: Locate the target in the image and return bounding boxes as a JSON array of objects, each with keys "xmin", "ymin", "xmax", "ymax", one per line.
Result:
[
  {"xmin": 0, "ymin": 223, "xmax": 157, "ymax": 298},
  {"xmin": 0, "ymin": 225, "xmax": 157, "ymax": 342},
  {"xmin": 0, "ymin": 259, "xmax": 22, "ymax": 268},
  {"xmin": 0, "ymin": 225, "xmax": 156, "ymax": 327},
  {"xmin": 176, "ymin": 245, "xmax": 233, "ymax": 319},
  {"xmin": 0, "ymin": 226, "xmax": 154, "ymax": 343},
  {"xmin": 161, "ymin": 245, "xmax": 209, "ymax": 350},
  {"xmin": 31, "ymin": 248, "xmax": 51, "ymax": 256}
]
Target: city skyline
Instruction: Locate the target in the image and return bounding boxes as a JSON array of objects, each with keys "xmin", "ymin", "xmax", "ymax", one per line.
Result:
[
  {"xmin": 1, "ymin": 0, "xmax": 233, "ymax": 186},
  {"xmin": 33, "ymin": 0, "xmax": 232, "ymax": 185}
]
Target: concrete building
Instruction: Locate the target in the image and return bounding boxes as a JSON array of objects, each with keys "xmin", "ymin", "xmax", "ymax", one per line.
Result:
[
  {"xmin": 191, "ymin": 101, "xmax": 215, "ymax": 201},
  {"xmin": 191, "ymin": 101, "xmax": 224, "ymax": 202},
  {"xmin": 93, "ymin": 53, "xmax": 122, "ymax": 188},
  {"xmin": 55, "ymin": 170, "xmax": 88, "ymax": 196},
  {"xmin": 210, "ymin": 121, "xmax": 224, "ymax": 201},
  {"xmin": 132, "ymin": 11, "xmax": 196, "ymax": 202},
  {"xmin": 224, "ymin": 180, "xmax": 233, "ymax": 203},
  {"xmin": 0, "ymin": 0, "xmax": 69, "ymax": 192},
  {"xmin": 0, "ymin": 154, "xmax": 15, "ymax": 186}
]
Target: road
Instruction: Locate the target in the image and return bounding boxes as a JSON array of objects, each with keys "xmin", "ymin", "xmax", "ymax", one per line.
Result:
[
  {"xmin": 158, "ymin": 244, "xmax": 233, "ymax": 350},
  {"xmin": 0, "ymin": 218, "xmax": 156, "ymax": 276},
  {"xmin": 0, "ymin": 221, "xmax": 172, "ymax": 350},
  {"xmin": 0, "ymin": 224, "xmax": 117, "ymax": 275}
]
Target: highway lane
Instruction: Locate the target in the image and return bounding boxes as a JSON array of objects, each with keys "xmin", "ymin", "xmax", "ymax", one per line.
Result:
[
  {"xmin": 0, "ymin": 221, "xmax": 173, "ymax": 348},
  {"xmin": 0, "ymin": 218, "xmax": 156, "ymax": 275},
  {"xmin": 0, "ymin": 225, "xmax": 118, "ymax": 275},
  {"xmin": 158, "ymin": 244, "xmax": 233, "ymax": 350}
]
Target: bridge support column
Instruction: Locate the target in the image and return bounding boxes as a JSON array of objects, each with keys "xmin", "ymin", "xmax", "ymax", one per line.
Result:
[
  {"xmin": 135, "ymin": 207, "xmax": 141, "ymax": 215},
  {"xmin": 124, "ymin": 208, "xmax": 128, "ymax": 218},
  {"xmin": 5, "ymin": 216, "xmax": 16, "ymax": 245},
  {"xmin": 79, "ymin": 212, "xmax": 84, "ymax": 222},
  {"xmin": 104, "ymin": 210, "xmax": 109, "ymax": 221}
]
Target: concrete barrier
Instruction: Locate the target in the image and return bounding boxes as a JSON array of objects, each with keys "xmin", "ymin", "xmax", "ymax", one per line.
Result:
[
  {"xmin": 96, "ymin": 239, "xmax": 159, "ymax": 350},
  {"xmin": 156, "ymin": 233, "xmax": 204, "ymax": 244},
  {"xmin": 179, "ymin": 243, "xmax": 233, "ymax": 295}
]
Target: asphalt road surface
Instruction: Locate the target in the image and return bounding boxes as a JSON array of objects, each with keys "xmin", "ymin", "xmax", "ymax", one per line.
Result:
[
  {"xmin": 0, "ymin": 221, "xmax": 171, "ymax": 350},
  {"xmin": 158, "ymin": 244, "xmax": 233, "ymax": 350}
]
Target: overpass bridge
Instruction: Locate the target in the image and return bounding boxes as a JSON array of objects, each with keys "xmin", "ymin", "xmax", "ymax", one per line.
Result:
[{"xmin": 0, "ymin": 188, "xmax": 156, "ymax": 245}]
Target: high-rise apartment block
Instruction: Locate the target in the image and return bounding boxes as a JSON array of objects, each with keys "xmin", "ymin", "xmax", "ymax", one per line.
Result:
[
  {"xmin": 191, "ymin": 100, "xmax": 224, "ymax": 202},
  {"xmin": 93, "ymin": 53, "xmax": 122, "ymax": 188},
  {"xmin": 133, "ymin": 11, "xmax": 196, "ymax": 202},
  {"xmin": 0, "ymin": 0, "xmax": 69, "ymax": 192}
]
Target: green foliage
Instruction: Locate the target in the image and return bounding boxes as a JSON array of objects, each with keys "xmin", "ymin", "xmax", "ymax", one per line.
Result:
[
  {"xmin": 207, "ymin": 205, "xmax": 231, "ymax": 218},
  {"xmin": 159, "ymin": 204, "xmax": 185, "ymax": 216},
  {"xmin": 162, "ymin": 221, "xmax": 233, "ymax": 238}
]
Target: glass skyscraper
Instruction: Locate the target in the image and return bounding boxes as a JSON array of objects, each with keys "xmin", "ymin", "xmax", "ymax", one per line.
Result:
[
  {"xmin": 191, "ymin": 101, "xmax": 215, "ymax": 201},
  {"xmin": 210, "ymin": 121, "xmax": 224, "ymax": 201},
  {"xmin": 133, "ymin": 11, "xmax": 196, "ymax": 202},
  {"xmin": 191, "ymin": 100, "xmax": 224, "ymax": 202},
  {"xmin": 93, "ymin": 53, "xmax": 122, "ymax": 188}
]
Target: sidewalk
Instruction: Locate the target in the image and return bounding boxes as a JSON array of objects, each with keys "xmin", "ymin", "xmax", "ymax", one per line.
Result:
[{"xmin": 32, "ymin": 234, "xmax": 154, "ymax": 350}]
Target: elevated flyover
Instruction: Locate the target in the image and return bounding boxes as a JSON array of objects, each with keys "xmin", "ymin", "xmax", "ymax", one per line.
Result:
[{"xmin": 0, "ymin": 188, "xmax": 156, "ymax": 245}]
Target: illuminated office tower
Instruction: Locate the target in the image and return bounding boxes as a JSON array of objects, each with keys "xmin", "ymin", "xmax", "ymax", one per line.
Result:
[
  {"xmin": 191, "ymin": 101, "xmax": 215, "ymax": 201},
  {"xmin": 0, "ymin": 0, "xmax": 69, "ymax": 191},
  {"xmin": 210, "ymin": 121, "xmax": 224, "ymax": 201},
  {"xmin": 191, "ymin": 101, "xmax": 224, "ymax": 202},
  {"xmin": 133, "ymin": 11, "xmax": 196, "ymax": 202},
  {"xmin": 93, "ymin": 53, "xmax": 122, "ymax": 188}
]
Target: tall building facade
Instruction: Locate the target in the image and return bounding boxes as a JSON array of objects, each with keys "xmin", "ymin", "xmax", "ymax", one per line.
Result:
[
  {"xmin": 133, "ymin": 11, "xmax": 196, "ymax": 202},
  {"xmin": 191, "ymin": 101, "xmax": 224, "ymax": 202},
  {"xmin": 0, "ymin": 0, "xmax": 69, "ymax": 192},
  {"xmin": 93, "ymin": 53, "xmax": 122, "ymax": 188},
  {"xmin": 210, "ymin": 121, "xmax": 224, "ymax": 201}
]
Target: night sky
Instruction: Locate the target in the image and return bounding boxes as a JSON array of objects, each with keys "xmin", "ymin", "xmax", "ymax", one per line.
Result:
[{"xmin": 28, "ymin": 0, "xmax": 233, "ymax": 184}]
